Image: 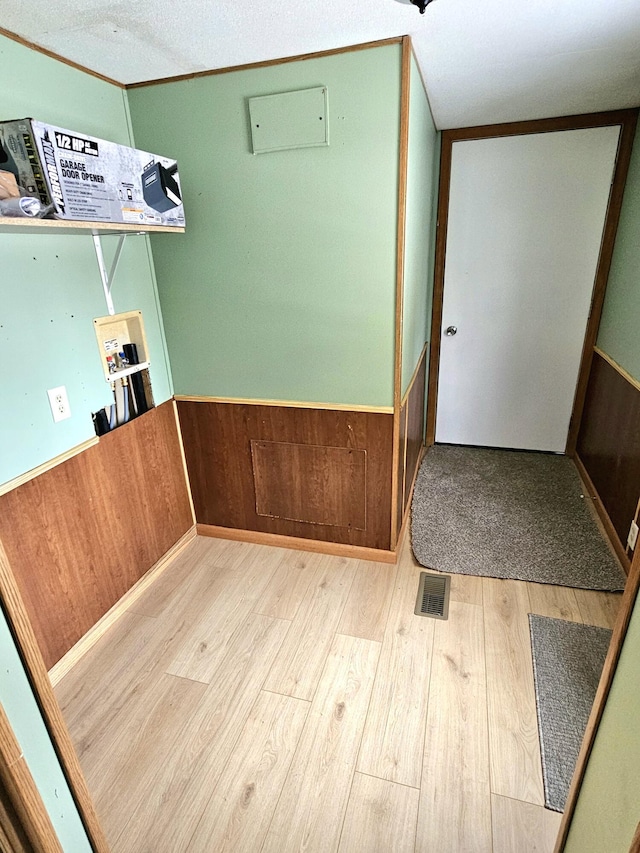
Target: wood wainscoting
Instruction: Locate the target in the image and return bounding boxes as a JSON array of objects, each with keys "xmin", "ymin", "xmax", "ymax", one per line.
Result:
[
  {"xmin": 395, "ymin": 347, "xmax": 427, "ymax": 546},
  {"xmin": 0, "ymin": 401, "xmax": 193, "ymax": 669},
  {"xmin": 177, "ymin": 401, "xmax": 394, "ymax": 552},
  {"xmin": 576, "ymin": 348, "xmax": 640, "ymax": 562}
]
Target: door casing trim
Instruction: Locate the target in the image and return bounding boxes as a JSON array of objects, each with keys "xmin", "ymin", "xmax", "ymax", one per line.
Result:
[{"xmin": 425, "ymin": 108, "xmax": 638, "ymax": 450}]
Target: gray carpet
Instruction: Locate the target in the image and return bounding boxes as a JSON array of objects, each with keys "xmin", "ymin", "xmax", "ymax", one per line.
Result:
[
  {"xmin": 411, "ymin": 445, "xmax": 626, "ymax": 591},
  {"xmin": 529, "ymin": 615, "xmax": 611, "ymax": 812}
]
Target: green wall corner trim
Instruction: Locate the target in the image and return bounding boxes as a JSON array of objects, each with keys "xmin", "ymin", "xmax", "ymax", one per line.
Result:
[{"xmin": 400, "ymin": 52, "xmax": 439, "ymax": 398}]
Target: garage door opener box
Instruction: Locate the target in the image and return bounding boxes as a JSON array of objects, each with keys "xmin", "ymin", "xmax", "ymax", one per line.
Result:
[{"xmin": 0, "ymin": 118, "xmax": 185, "ymax": 226}]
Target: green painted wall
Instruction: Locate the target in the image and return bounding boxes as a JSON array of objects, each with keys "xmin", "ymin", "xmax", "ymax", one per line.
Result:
[
  {"xmin": 567, "ymin": 137, "xmax": 640, "ymax": 850},
  {"xmin": 0, "ymin": 31, "xmax": 176, "ymax": 849},
  {"xmin": 564, "ymin": 589, "xmax": 640, "ymax": 852},
  {"xmin": 128, "ymin": 44, "xmax": 402, "ymax": 408},
  {"xmin": 401, "ymin": 56, "xmax": 439, "ymax": 396},
  {"xmin": 596, "ymin": 129, "xmax": 640, "ymax": 382},
  {"xmin": 0, "ymin": 33, "xmax": 173, "ymax": 488},
  {"xmin": 0, "ymin": 607, "xmax": 92, "ymax": 850}
]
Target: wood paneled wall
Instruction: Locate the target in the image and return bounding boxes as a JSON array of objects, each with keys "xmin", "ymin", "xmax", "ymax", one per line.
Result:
[
  {"xmin": 395, "ymin": 347, "xmax": 427, "ymax": 545},
  {"xmin": 576, "ymin": 350, "xmax": 640, "ymax": 552},
  {"xmin": 0, "ymin": 402, "xmax": 193, "ymax": 669},
  {"xmin": 177, "ymin": 401, "xmax": 394, "ymax": 551}
]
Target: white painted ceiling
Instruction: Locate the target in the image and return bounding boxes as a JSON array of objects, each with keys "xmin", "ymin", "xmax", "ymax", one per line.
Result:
[{"xmin": 2, "ymin": 0, "xmax": 639, "ymax": 129}]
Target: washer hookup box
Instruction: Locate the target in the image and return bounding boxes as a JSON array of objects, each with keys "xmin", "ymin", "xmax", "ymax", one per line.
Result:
[{"xmin": 0, "ymin": 117, "xmax": 185, "ymax": 226}]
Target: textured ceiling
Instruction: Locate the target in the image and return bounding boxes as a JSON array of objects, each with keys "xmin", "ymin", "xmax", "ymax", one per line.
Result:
[{"xmin": 2, "ymin": 0, "xmax": 640, "ymax": 129}]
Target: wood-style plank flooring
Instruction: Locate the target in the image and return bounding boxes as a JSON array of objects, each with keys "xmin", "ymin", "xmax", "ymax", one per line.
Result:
[{"xmin": 54, "ymin": 535, "xmax": 621, "ymax": 853}]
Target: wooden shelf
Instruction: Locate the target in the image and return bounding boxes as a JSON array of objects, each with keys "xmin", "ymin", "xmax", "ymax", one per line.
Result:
[{"xmin": 0, "ymin": 216, "xmax": 185, "ymax": 236}]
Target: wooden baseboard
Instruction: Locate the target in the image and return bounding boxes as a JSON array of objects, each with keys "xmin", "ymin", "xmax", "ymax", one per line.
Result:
[
  {"xmin": 196, "ymin": 524, "xmax": 397, "ymax": 564},
  {"xmin": 48, "ymin": 526, "xmax": 197, "ymax": 685},
  {"xmin": 573, "ymin": 454, "xmax": 630, "ymax": 574}
]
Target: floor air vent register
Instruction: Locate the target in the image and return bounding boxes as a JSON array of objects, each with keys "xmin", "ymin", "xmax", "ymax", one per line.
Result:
[{"xmin": 415, "ymin": 571, "xmax": 451, "ymax": 620}]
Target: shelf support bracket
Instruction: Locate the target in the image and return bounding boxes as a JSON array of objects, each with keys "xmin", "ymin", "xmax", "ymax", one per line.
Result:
[{"xmin": 92, "ymin": 234, "xmax": 127, "ymax": 316}]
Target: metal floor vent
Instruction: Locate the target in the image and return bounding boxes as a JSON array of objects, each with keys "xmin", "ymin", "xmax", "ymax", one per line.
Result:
[{"xmin": 415, "ymin": 572, "xmax": 451, "ymax": 620}]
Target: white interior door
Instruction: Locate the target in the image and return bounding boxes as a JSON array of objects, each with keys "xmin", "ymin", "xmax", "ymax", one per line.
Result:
[{"xmin": 435, "ymin": 126, "xmax": 620, "ymax": 452}]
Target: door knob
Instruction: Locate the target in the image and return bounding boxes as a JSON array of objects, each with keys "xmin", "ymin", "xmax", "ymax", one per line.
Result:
[{"xmin": 445, "ymin": 325, "xmax": 457, "ymax": 336}]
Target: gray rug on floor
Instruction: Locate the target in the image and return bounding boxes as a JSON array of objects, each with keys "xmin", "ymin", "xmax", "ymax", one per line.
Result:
[
  {"xmin": 411, "ymin": 445, "xmax": 626, "ymax": 590},
  {"xmin": 529, "ymin": 615, "xmax": 611, "ymax": 812}
]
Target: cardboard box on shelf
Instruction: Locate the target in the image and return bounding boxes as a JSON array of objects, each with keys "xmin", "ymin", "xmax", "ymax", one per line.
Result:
[{"xmin": 0, "ymin": 118, "xmax": 185, "ymax": 227}]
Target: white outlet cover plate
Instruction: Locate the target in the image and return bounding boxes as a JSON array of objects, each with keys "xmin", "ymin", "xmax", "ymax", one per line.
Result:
[{"xmin": 47, "ymin": 385, "xmax": 71, "ymax": 423}]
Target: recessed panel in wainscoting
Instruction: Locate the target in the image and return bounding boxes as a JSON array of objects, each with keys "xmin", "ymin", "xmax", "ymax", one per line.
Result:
[
  {"xmin": 251, "ymin": 440, "xmax": 366, "ymax": 529},
  {"xmin": 177, "ymin": 401, "xmax": 394, "ymax": 551}
]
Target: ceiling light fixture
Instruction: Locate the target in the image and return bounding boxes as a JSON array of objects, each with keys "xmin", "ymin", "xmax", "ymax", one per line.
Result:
[{"xmin": 395, "ymin": 0, "xmax": 436, "ymax": 13}]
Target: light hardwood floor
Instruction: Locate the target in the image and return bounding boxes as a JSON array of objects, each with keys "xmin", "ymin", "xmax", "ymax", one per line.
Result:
[{"xmin": 54, "ymin": 534, "xmax": 621, "ymax": 853}]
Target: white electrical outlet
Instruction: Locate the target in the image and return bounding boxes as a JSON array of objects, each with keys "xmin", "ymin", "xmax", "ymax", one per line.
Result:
[
  {"xmin": 47, "ymin": 386, "xmax": 71, "ymax": 423},
  {"xmin": 628, "ymin": 520, "xmax": 639, "ymax": 551}
]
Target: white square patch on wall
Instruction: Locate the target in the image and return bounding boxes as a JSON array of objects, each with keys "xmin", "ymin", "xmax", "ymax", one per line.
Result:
[{"xmin": 248, "ymin": 87, "xmax": 329, "ymax": 154}]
